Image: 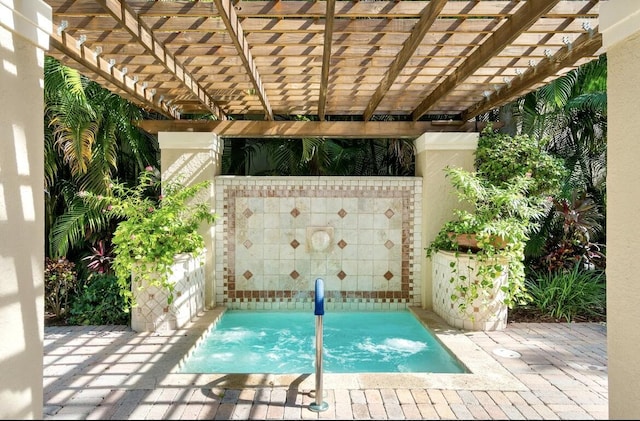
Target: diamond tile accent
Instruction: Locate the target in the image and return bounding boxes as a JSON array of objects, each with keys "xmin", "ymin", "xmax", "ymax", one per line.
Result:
[
  {"xmin": 384, "ymin": 240, "xmax": 394, "ymax": 249},
  {"xmin": 290, "ymin": 207, "xmax": 300, "ymax": 218},
  {"xmin": 337, "ymin": 239, "xmax": 347, "ymax": 249},
  {"xmin": 243, "ymin": 270, "xmax": 253, "ymax": 280},
  {"xmin": 243, "ymin": 240, "xmax": 253, "ymax": 249},
  {"xmin": 243, "ymin": 208, "xmax": 254, "ymax": 218},
  {"xmin": 337, "ymin": 270, "xmax": 347, "ymax": 280},
  {"xmin": 384, "ymin": 271, "xmax": 393, "ymax": 280},
  {"xmin": 338, "ymin": 208, "xmax": 347, "ymax": 218},
  {"xmin": 385, "ymin": 209, "xmax": 395, "ymax": 219},
  {"xmin": 290, "ymin": 239, "xmax": 300, "ymax": 249},
  {"xmin": 290, "ymin": 270, "xmax": 300, "ymax": 280}
]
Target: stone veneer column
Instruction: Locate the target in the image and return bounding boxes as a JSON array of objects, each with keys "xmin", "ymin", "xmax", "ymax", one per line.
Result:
[
  {"xmin": 413, "ymin": 132, "xmax": 478, "ymax": 310},
  {"xmin": 158, "ymin": 132, "xmax": 222, "ymax": 309},
  {"xmin": 601, "ymin": 1, "xmax": 640, "ymax": 418},
  {"xmin": 0, "ymin": 0, "xmax": 51, "ymax": 418}
]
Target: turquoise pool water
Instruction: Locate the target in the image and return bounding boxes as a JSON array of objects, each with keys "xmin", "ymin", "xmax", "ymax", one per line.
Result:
[{"xmin": 178, "ymin": 310, "xmax": 467, "ymax": 374}]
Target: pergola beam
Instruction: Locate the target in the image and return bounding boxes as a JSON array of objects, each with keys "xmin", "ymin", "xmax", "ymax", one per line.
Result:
[
  {"xmin": 362, "ymin": 0, "xmax": 447, "ymax": 121},
  {"xmin": 47, "ymin": 1, "xmax": 599, "ymax": 20},
  {"xmin": 318, "ymin": 0, "xmax": 336, "ymax": 121},
  {"xmin": 213, "ymin": 0, "xmax": 274, "ymax": 121},
  {"xmin": 135, "ymin": 120, "xmax": 499, "ymax": 138},
  {"xmin": 49, "ymin": 22, "xmax": 176, "ymax": 118},
  {"xmin": 411, "ymin": 0, "xmax": 558, "ymax": 121},
  {"xmin": 463, "ymin": 29, "xmax": 603, "ymax": 121},
  {"xmin": 94, "ymin": 0, "xmax": 225, "ymax": 120}
]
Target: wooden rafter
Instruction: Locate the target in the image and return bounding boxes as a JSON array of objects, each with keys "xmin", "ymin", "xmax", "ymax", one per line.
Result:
[
  {"xmin": 49, "ymin": 22, "xmax": 176, "ymax": 118},
  {"xmin": 44, "ymin": 1, "xmax": 604, "ymax": 122},
  {"xmin": 47, "ymin": 1, "xmax": 599, "ymax": 20},
  {"xmin": 213, "ymin": 0, "xmax": 273, "ymax": 120},
  {"xmin": 463, "ymin": 29, "xmax": 603, "ymax": 121},
  {"xmin": 93, "ymin": 0, "xmax": 225, "ymax": 120},
  {"xmin": 411, "ymin": 0, "xmax": 559, "ymax": 121},
  {"xmin": 318, "ymin": 0, "xmax": 336, "ymax": 121},
  {"xmin": 362, "ymin": 0, "xmax": 447, "ymax": 121}
]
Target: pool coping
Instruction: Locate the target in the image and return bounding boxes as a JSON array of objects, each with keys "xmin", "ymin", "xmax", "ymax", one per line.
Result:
[{"xmin": 153, "ymin": 306, "xmax": 527, "ymax": 392}]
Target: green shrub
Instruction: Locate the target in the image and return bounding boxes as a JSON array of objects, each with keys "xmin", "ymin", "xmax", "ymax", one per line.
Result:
[
  {"xmin": 525, "ymin": 264, "xmax": 606, "ymax": 322},
  {"xmin": 426, "ymin": 125, "xmax": 565, "ymax": 314},
  {"xmin": 45, "ymin": 257, "xmax": 79, "ymax": 319},
  {"xmin": 78, "ymin": 167, "xmax": 217, "ymax": 309},
  {"xmin": 67, "ymin": 273, "xmax": 129, "ymax": 325}
]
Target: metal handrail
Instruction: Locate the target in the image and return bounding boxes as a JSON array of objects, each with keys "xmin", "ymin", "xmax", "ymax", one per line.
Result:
[{"xmin": 309, "ymin": 278, "xmax": 329, "ymax": 412}]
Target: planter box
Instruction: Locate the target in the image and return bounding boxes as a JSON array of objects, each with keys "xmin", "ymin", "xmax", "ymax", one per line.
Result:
[
  {"xmin": 131, "ymin": 252, "xmax": 205, "ymax": 332},
  {"xmin": 432, "ymin": 250, "xmax": 509, "ymax": 331}
]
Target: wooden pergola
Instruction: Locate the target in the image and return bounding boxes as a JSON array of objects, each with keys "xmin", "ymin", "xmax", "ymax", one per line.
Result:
[{"xmin": 45, "ymin": 0, "xmax": 604, "ymax": 136}]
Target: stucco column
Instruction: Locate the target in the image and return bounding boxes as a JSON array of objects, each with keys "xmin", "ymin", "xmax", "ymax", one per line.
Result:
[
  {"xmin": 600, "ymin": 1, "xmax": 640, "ymax": 418},
  {"xmin": 414, "ymin": 132, "xmax": 478, "ymax": 310},
  {"xmin": 0, "ymin": 0, "xmax": 51, "ymax": 419},
  {"xmin": 158, "ymin": 132, "xmax": 222, "ymax": 309}
]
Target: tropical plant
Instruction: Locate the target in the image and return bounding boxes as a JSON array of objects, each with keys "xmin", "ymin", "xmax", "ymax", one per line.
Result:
[
  {"xmin": 529, "ymin": 190, "xmax": 605, "ymax": 273},
  {"xmin": 44, "ymin": 56, "xmax": 160, "ymax": 260},
  {"xmin": 426, "ymin": 125, "xmax": 565, "ymax": 314},
  {"xmin": 524, "ymin": 264, "xmax": 606, "ymax": 322},
  {"xmin": 81, "ymin": 239, "xmax": 115, "ymax": 274},
  {"xmin": 517, "ymin": 54, "xmax": 607, "ymax": 260},
  {"xmin": 67, "ymin": 273, "xmax": 129, "ymax": 325},
  {"xmin": 78, "ymin": 167, "xmax": 217, "ymax": 309},
  {"xmin": 44, "ymin": 257, "xmax": 79, "ymax": 319}
]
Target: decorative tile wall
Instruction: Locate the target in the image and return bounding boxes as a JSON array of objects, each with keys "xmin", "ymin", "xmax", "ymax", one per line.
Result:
[{"xmin": 214, "ymin": 177, "xmax": 422, "ymax": 310}]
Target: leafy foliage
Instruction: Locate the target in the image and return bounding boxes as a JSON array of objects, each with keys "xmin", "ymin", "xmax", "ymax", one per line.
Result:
[
  {"xmin": 78, "ymin": 167, "xmax": 217, "ymax": 308},
  {"xmin": 82, "ymin": 240, "xmax": 115, "ymax": 275},
  {"xmin": 529, "ymin": 191, "xmax": 605, "ymax": 272},
  {"xmin": 518, "ymin": 54, "xmax": 607, "ymax": 262},
  {"xmin": 427, "ymin": 125, "xmax": 565, "ymax": 314},
  {"xmin": 67, "ymin": 273, "xmax": 129, "ymax": 325},
  {"xmin": 525, "ymin": 265, "xmax": 606, "ymax": 322},
  {"xmin": 44, "ymin": 257, "xmax": 79, "ymax": 319},
  {"xmin": 44, "ymin": 56, "xmax": 160, "ymax": 259}
]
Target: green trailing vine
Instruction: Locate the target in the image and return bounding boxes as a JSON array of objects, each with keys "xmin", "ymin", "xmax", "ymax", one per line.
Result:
[
  {"xmin": 426, "ymin": 125, "xmax": 566, "ymax": 316},
  {"xmin": 78, "ymin": 167, "xmax": 217, "ymax": 309}
]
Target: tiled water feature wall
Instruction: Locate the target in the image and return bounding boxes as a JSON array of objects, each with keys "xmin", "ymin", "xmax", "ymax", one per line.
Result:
[{"xmin": 214, "ymin": 177, "xmax": 422, "ymax": 310}]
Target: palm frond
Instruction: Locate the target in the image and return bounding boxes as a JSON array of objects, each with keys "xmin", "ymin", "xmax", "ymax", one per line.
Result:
[
  {"xmin": 566, "ymin": 92, "xmax": 607, "ymax": 114},
  {"xmin": 48, "ymin": 198, "xmax": 110, "ymax": 258},
  {"xmin": 538, "ymin": 71, "xmax": 578, "ymax": 109}
]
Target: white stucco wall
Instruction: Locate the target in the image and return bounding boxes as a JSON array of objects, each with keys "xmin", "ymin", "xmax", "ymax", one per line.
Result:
[
  {"xmin": 0, "ymin": 0, "xmax": 51, "ymax": 418},
  {"xmin": 601, "ymin": 0, "xmax": 640, "ymax": 418},
  {"xmin": 159, "ymin": 132, "xmax": 223, "ymax": 309},
  {"xmin": 413, "ymin": 132, "xmax": 478, "ymax": 310}
]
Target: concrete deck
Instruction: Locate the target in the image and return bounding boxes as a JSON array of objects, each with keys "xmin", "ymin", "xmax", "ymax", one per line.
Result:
[{"xmin": 43, "ymin": 307, "xmax": 608, "ymax": 420}]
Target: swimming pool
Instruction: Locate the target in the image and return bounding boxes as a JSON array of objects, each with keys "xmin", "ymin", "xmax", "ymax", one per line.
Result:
[{"xmin": 178, "ymin": 310, "xmax": 467, "ymax": 374}]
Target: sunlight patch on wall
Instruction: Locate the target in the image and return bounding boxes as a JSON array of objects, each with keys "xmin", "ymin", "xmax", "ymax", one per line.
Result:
[
  {"xmin": 19, "ymin": 185, "xmax": 34, "ymax": 221},
  {"xmin": 12, "ymin": 124, "xmax": 29, "ymax": 175},
  {"xmin": 2, "ymin": 59, "xmax": 16, "ymax": 75},
  {"xmin": 0, "ymin": 25, "xmax": 14, "ymax": 52},
  {"xmin": 0, "ymin": 185, "xmax": 6, "ymax": 221},
  {"xmin": 0, "ymin": 256, "xmax": 17, "ymax": 297}
]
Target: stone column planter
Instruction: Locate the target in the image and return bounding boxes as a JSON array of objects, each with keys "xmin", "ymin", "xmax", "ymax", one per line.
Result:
[
  {"xmin": 432, "ymin": 250, "xmax": 509, "ymax": 331},
  {"xmin": 131, "ymin": 252, "xmax": 205, "ymax": 332}
]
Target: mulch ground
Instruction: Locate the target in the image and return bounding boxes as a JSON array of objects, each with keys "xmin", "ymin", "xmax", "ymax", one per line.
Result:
[{"xmin": 507, "ymin": 306, "xmax": 607, "ymax": 324}]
